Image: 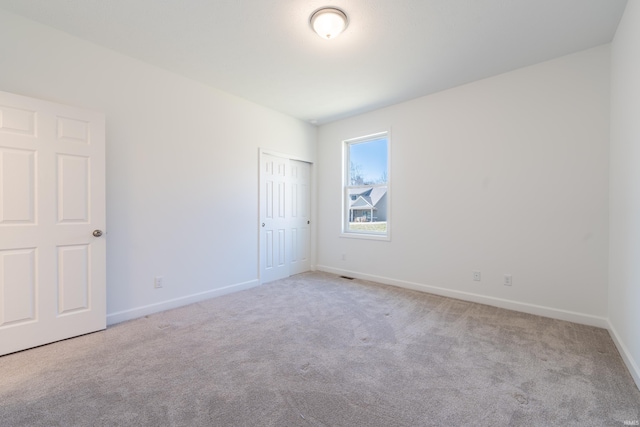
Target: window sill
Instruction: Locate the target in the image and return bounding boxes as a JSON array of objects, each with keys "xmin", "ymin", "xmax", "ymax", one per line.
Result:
[{"xmin": 340, "ymin": 232, "xmax": 390, "ymax": 242}]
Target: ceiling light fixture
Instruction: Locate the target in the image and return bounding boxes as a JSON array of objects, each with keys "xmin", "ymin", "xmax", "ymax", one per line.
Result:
[{"xmin": 310, "ymin": 7, "xmax": 349, "ymax": 40}]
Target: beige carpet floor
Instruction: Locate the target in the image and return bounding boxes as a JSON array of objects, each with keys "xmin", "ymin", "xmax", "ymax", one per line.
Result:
[{"xmin": 1, "ymin": 271, "xmax": 639, "ymax": 426}]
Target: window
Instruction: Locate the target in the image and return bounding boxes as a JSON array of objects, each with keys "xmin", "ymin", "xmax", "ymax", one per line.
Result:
[{"xmin": 343, "ymin": 132, "xmax": 389, "ymax": 239}]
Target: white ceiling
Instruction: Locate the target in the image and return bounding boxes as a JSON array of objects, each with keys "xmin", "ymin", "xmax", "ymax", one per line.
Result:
[{"xmin": 0, "ymin": 0, "xmax": 628, "ymax": 124}]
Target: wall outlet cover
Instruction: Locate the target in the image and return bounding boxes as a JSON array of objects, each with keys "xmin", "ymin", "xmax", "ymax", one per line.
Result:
[{"xmin": 504, "ymin": 274, "xmax": 512, "ymax": 286}]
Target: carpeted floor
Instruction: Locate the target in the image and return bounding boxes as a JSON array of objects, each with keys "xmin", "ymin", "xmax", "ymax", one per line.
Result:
[{"xmin": 1, "ymin": 271, "xmax": 639, "ymax": 426}]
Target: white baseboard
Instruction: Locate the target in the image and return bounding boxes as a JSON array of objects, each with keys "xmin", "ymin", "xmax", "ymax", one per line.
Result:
[
  {"xmin": 607, "ymin": 321, "xmax": 640, "ymax": 390},
  {"xmin": 316, "ymin": 265, "xmax": 609, "ymax": 328},
  {"xmin": 106, "ymin": 279, "xmax": 260, "ymax": 326}
]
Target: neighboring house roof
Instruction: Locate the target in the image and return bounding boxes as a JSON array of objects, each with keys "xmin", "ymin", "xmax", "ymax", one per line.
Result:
[
  {"xmin": 351, "ymin": 196, "xmax": 375, "ymax": 209},
  {"xmin": 348, "ymin": 187, "xmax": 387, "ymax": 209}
]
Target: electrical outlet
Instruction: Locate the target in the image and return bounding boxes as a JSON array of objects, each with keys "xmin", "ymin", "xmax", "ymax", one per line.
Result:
[
  {"xmin": 154, "ymin": 276, "xmax": 163, "ymax": 288},
  {"xmin": 473, "ymin": 271, "xmax": 481, "ymax": 281},
  {"xmin": 341, "ymin": 254, "xmax": 346, "ymax": 261},
  {"xmin": 504, "ymin": 274, "xmax": 512, "ymax": 286}
]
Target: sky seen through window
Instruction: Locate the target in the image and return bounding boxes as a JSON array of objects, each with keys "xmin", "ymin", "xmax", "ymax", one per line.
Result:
[{"xmin": 349, "ymin": 137, "xmax": 388, "ymax": 184}]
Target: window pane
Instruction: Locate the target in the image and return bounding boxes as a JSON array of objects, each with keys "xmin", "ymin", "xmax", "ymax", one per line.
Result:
[
  {"xmin": 349, "ymin": 138, "xmax": 388, "ymax": 185},
  {"xmin": 346, "ymin": 185, "xmax": 388, "ymax": 233}
]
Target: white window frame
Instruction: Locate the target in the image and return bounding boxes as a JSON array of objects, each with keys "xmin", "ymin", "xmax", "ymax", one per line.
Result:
[{"xmin": 341, "ymin": 131, "xmax": 391, "ymax": 241}]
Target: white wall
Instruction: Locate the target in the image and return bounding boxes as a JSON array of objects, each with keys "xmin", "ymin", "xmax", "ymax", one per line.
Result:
[
  {"xmin": 317, "ymin": 46, "xmax": 610, "ymax": 326},
  {"xmin": 609, "ymin": 1, "xmax": 640, "ymax": 387},
  {"xmin": 0, "ymin": 9, "xmax": 317, "ymax": 323}
]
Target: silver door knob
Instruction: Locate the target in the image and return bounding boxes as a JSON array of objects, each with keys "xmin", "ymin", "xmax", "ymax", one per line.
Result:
[
  {"xmin": 262, "ymin": 223, "xmax": 265, "ymax": 227},
  {"xmin": 93, "ymin": 230, "xmax": 103, "ymax": 237}
]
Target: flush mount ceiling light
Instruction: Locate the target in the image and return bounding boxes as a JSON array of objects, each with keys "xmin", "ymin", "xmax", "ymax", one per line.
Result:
[{"xmin": 310, "ymin": 7, "xmax": 349, "ymax": 40}]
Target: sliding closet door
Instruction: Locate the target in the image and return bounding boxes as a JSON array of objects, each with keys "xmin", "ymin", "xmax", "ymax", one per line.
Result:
[
  {"xmin": 289, "ymin": 160, "xmax": 311, "ymax": 275},
  {"xmin": 259, "ymin": 153, "xmax": 311, "ymax": 283}
]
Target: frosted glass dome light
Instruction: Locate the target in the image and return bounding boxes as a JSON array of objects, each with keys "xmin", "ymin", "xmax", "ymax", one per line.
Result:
[{"xmin": 310, "ymin": 7, "xmax": 349, "ymax": 40}]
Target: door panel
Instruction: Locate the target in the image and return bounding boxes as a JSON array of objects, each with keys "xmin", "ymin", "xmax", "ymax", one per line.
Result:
[
  {"xmin": 57, "ymin": 244, "xmax": 89, "ymax": 315},
  {"xmin": 58, "ymin": 154, "xmax": 90, "ymax": 223},
  {"xmin": 0, "ymin": 105, "xmax": 36, "ymax": 136},
  {"xmin": 0, "ymin": 248, "xmax": 36, "ymax": 326},
  {"xmin": 260, "ymin": 153, "xmax": 289, "ymax": 283},
  {"xmin": 0, "ymin": 147, "xmax": 36, "ymax": 224},
  {"xmin": 289, "ymin": 160, "xmax": 311, "ymax": 275},
  {"xmin": 0, "ymin": 91, "xmax": 106, "ymax": 356}
]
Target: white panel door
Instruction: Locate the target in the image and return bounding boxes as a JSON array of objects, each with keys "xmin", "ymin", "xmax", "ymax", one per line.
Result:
[
  {"xmin": 0, "ymin": 91, "xmax": 106, "ymax": 356},
  {"xmin": 260, "ymin": 153, "xmax": 290, "ymax": 283},
  {"xmin": 260, "ymin": 153, "xmax": 312, "ymax": 283},
  {"xmin": 289, "ymin": 160, "xmax": 311, "ymax": 275}
]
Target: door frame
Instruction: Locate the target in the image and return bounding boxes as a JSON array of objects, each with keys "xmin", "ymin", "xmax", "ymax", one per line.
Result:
[{"xmin": 258, "ymin": 148, "xmax": 314, "ymax": 284}]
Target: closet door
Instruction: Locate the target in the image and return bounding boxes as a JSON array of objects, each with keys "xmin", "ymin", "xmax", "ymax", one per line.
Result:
[
  {"xmin": 259, "ymin": 153, "xmax": 311, "ymax": 283},
  {"xmin": 289, "ymin": 160, "xmax": 311, "ymax": 276},
  {"xmin": 260, "ymin": 153, "xmax": 290, "ymax": 283}
]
